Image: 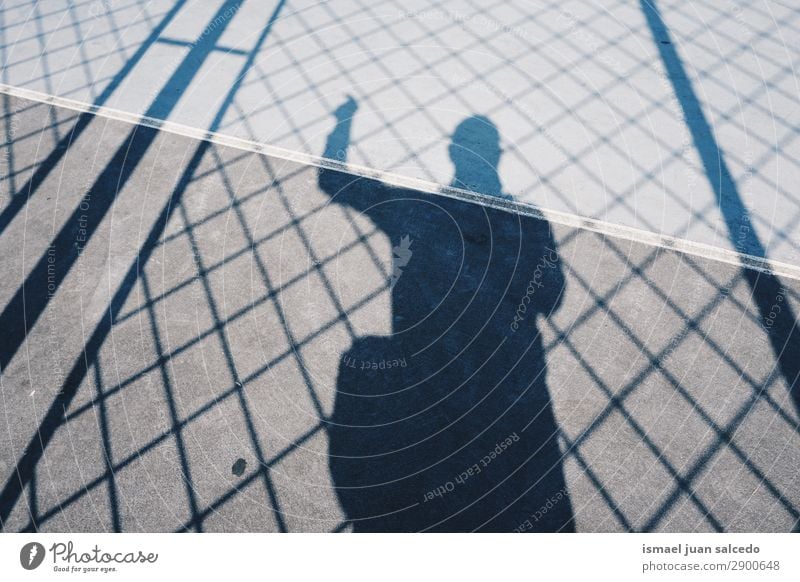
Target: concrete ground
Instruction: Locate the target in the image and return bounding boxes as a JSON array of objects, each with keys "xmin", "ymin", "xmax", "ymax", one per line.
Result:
[
  {"xmin": 0, "ymin": 92, "xmax": 798, "ymax": 532},
  {"xmin": 1, "ymin": 0, "xmax": 799, "ymax": 533}
]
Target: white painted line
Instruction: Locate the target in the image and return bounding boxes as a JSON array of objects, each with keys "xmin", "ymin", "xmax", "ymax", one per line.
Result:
[{"xmin": 4, "ymin": 82, "xmax": 800, "ymax": 281}]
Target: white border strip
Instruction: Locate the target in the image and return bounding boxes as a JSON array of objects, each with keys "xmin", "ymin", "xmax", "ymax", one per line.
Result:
[{"xmin": 4, "ymin": 82, "xmax": 800, "ymax": 281}]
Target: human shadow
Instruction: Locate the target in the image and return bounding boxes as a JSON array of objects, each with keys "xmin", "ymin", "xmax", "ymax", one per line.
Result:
[{"xmin": 321, "ymin": 96, "xmax": 574, "ymax": 532}]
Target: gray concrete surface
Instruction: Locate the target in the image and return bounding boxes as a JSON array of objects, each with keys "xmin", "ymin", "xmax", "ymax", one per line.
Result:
[
  {"xmin": 0, "ymin": 95, "xmax": 798, "ymax": 532},
  {"xmin": 2, "ymin": 0, "xmax": 799, "ymax": 266}
]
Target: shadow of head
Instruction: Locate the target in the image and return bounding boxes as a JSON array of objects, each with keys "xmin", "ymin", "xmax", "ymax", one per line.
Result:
[{"xmin": 448, "ymin": 115, "xmax": 508, "ymax": 200}]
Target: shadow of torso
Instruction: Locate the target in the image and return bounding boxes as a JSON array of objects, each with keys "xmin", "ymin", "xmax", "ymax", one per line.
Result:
[{"xmin": 322, "ymin": 169, "xmax": 574, "ymax": 532}]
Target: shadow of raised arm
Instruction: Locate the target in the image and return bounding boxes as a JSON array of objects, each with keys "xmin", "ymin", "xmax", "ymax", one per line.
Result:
[
  {"xmin": 319, "ymin": 96, "xmax": 365, "ymax": 201},
  {"xmin": 322, "ymin": 95, "xmax": 358, "ymax": 163}
]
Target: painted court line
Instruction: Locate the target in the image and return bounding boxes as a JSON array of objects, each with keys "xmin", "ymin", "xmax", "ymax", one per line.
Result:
[{"xmin": 3, "ymin": 82, "xmax": 800, "ymax": 282}]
